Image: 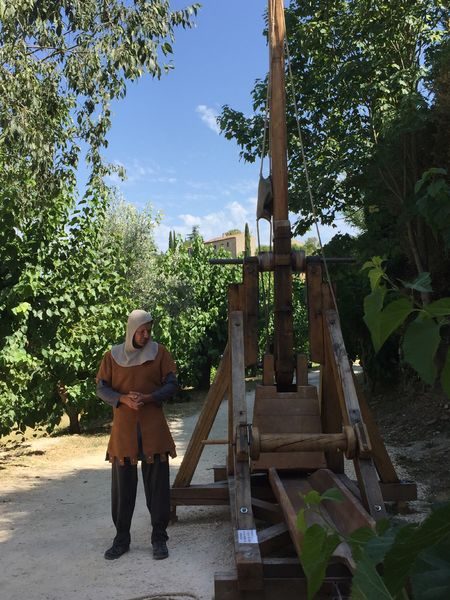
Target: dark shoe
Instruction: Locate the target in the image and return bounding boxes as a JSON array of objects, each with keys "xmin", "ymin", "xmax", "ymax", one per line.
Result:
[
  {"xmin": 104, "ymin": 544, "xmax": 129, "ymax": 560},
  {"xmin": 152, "ymin": 540, "xmax": 169, "ymax": 560}
]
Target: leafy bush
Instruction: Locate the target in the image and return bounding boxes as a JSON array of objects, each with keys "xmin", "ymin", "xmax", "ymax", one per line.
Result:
[{"xmin": 298, "ymin": 488, "xmax": 450, "ymax": 599}]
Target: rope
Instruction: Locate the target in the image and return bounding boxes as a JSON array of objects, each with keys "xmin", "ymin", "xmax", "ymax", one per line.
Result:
[{"xmin": 285, "ymin": 35, "xmax": 339, "ymax": 314}]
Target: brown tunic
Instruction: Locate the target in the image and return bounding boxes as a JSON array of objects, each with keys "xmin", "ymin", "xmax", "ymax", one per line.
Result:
[{"xmin": 96, "ymin": 345, "xmax": 177, "ymax": 464}]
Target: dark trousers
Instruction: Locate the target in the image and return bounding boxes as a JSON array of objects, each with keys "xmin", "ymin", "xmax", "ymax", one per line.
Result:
[{"xmin": 111, "ymin": 455, "xmax": 170, "ymax": 548}]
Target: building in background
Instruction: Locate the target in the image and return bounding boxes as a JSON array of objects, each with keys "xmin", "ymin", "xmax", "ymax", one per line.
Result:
[{"xmin": 204, "ymin": 231, "xmax": 256, "ymax": 258}]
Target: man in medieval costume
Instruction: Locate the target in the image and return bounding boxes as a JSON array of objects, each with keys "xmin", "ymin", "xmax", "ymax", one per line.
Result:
[{"xmin": 96, "ymin": 309, "xmax": 178, "ymax": 560}]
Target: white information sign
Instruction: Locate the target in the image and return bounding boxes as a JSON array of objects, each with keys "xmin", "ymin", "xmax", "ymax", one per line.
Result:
[{"xmin": 237, "ymin": 529, "xmax": 258, "ymax": 544}]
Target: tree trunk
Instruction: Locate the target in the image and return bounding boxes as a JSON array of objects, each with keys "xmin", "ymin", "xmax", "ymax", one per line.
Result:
[
  {"xmin": 198, "ymin": 356, "xmax": 212, "ymax": 390},
  {"xmin": 57, "ymin": 382, "xmax": 81, "ymax": 434}
]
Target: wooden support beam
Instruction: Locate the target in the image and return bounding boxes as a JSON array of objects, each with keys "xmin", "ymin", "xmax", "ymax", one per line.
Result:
[
  {"xmin": 336, "ymin": 474, "xmax": 417, "ymax": 503},
  {"xmin": 321, "ymin": 339, "xmax": 344, "ymax": 473},
  {"xmin": 172, "ymin": 345, "xmax": 229, "ymax": 490},
  {"xmin": 214, "ymin": 464, "xmax": 227, "ymax": 482},
  {"xmin": 243, "ymin": 257, "xmax": 259, "ymax": 367},
  {"xmin": 352, "ymin": 373, "xmax": 401, "ymax": 484},
  {"xmin": 263, "ymin": 354, "xmax": 275, "ymax": 386},
  {"xmin": 214, "ymin": 568, "xmax": 350, "ymax": 600},
  {"xmin": 170, "ymin": 482, "xmax": 229, "ymax": 505},
  {"xmin": 257, "ymin": 522, "xmax": 291, "ymax": 556},
  {"xmin": 296, "ymin": 353, "xmax": 308, "ymax": 386},
  {"xmin": 251, "ymin": 497, "xmax": 283, "ymax": 524},
  {"xmin": 273, "ymin": 221, "xmax": 294, "ymax": 388},
  {"xmin": 269, "ymin": 0, "xmax": 294, "ymax": 389},
  {"xmin": 229, "ymin": 311, "xmax": 263, "ymax": 591},
  {"xmin": 324, "ymin": 310, "xmax": 387, "ymax": 520},
  {"xmin": 306, "ymin": 261, "xmax": 324, "ymax": 363},
  {"xmin": 308, "ymin": 469, "xmax": 375, "ymax": 536},
  {"xmin": 268, "ymin": 468, "xmax": 356, "ymax": 570}
]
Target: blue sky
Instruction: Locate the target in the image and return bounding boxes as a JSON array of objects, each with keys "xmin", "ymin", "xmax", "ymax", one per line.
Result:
[{"xmin": 102, "ymin": 0, "xmax": 358, "ymax": 250}]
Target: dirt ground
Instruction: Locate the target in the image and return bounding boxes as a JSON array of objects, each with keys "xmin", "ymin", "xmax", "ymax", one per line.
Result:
[
  {"xmin": 369, "ymin": 384, "xmax": 450, "ymax": 507},
  {"xmin": 0, "ymin": 396, "xmax": 234, "ymax": 600},
  {"xmin": 1, "ymin": 379, "xmax": 449, "ymax": 600}
]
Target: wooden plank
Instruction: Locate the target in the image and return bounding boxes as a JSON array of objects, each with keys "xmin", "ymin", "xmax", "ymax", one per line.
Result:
[
  {"xmin": 253, "ymin": 397, "xmax": 320, "ymax": 417},
  {"xmin": 268, "ymin": 469, "xmax": 355, "ymax": 570},
  {"xmin": 229, "ymin": 475, "xmax": 263, "ymax": 591},
  {"xmin": 321, "ymin": 338, "xmax": 344, "ymax": 473},
  {"xmin": 296, "ymin": 354, "xmax": 308, "ymax": 386},
  {"xmin": 214, "ymin": 464, "xmax": 227, "ymax": 482},
  {"xmin": 270, "ymin": 0, "xmax": 294, "ymax": 387},
  {"xmin": 324, "ymin": 311, "xmax": 360, "ymax": 427},
  {"xmin": 258, "ymin": 522, "xmax": 291, "ymax": 556},
  {"xmin": 354, "ymin": 457, "xmax": 388, "ymax": 519},
  {"xmin": 353, "ymin": 373, "xmax": 400, "ymax": 484},
  {"xmin": 243, "ymin": 257, "xmax": 259, "ymax": 367},
  {"xmin": 214, "ymin": 568, "xmax": 350, "ymax": 600},
  {"xmin": 252, "ymin": 381, "xmax": 326, "ymax": 471},
  {"xmin": 336, "ymin": 475, "xmax": 418, "ymax": 503},
  {"xmin": 306, "ymin": 261, "xmax": 324, "ymax": 363},
  {"xmin": 228, "ymin": 283, "xmax": 243, "ymax": 312},
  {"xmin": 263, "ymin": 354, "xmax": 275, "ymax": 386},
  {"xmin": 231, "ymin": 311, "xmax": 247, "ymax": 427},
  {"xmin": 252, "ymin": 415, "xmax": 322, "ymax": 433},
  {"xmin": 170, "ymin": 482, "xmax": 229, "ymax": 506},
  {"xmin": 229, "ymin": 310, "xmax": 263, "ymax": 591},
  {"xmin": 262, "ymin": 558, "xmax": 350, "ymax": 579},
  {"xmin": 262, "ymin": 557, "xmax": 303, "ymax": 578},
  {"xmin": 255, "ymin": 384, "xmax": 318, "ymax": 401},
  {"xmin": 251, "ymin": 498, "xmax": 283, "ymax": 524},
  {"xmin": 172, "ymin": 345, "xmax": 229, "ymax": 489},
  {"xmin": 254, "ymin": 451, "xmax": 327, "ymax": 471},
  {"xmin": 308, "ymin": 469, "xmax": 375, "ymax": 536},
  {"xmin": 325, "ymin": 310, "xmax": 387, "ymax": 520},
  {"xmin": 214, "ymin": 570, "xmax": 261, "ymax": 600}
]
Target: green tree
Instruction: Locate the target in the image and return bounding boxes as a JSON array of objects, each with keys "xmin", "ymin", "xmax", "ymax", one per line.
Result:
[
  {"xmin": 0, "ymin": 187, "xmax": 133, "ymax": 435},
  {"xmin": 100, "ymin": 196, "xmax": 161, "ymax": 310},
  {"xmin": 153, "ymin": 235, "xmax": 240, "ymax": 388},
  {"xmin": 363, "ymin": 257, "xmax": 450, "ymax": 397},
  {"xmin": 244, "ymin": 222, "xmax": 251, "ymax": 256},
  {"xmin": 0, "ymin": 0, "xmax": 199, "ymax": 435},
  {"xmin": 219, "ymin": 0, "xmax": 450, "ymax": 286},
  {"xmin": 219, "ymin": 0, "xmax": 450, "ymax": 384}
]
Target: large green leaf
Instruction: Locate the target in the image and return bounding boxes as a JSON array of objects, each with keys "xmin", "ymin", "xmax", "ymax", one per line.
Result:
[
  {"xmin": 425, "ymin": 298, "xmax": 450, "ymax": 318},
  {"xmin": 361, "ymin": 257, "xmax": 387, "ymax": 292},
  {"xmin": 375, "ymin": 298, "xmax": 414, "ymax": 353},
  {"xmin": 300, "ymin": 524, "xmax": 341, "ymax": 600},
  {"xmin": 411, "ymin": 539, "xmax": 450, "ymax": 600},
  {"xmin": 363, "ymin": 286, "xmax": 387, "ymax": 350},
  {"xmin": 351, "ymin": 551, "xmax": 394, "ymax": 600},
  {"xmin": 383, "ymin": 504, "xmax": 450, "ymax": 597},
  {"xmin": 402, "ymin": 317, "xmax": 440, "ymax": 384},
  {"xmin": 399, "ymin": 272, "xmax": 433, "ymax": 293}
]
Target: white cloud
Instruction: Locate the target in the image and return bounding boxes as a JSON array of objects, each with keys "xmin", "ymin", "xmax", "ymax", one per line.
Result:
[
  {"xmin": 104, "ymin": 158, "xmax": 177, "ymax": 187},
  {"xmin": 155, "ymin": 201, "xmax": 360, "ymax": 253},
  {"xmin": 196, "ymin": 104, "xmax": 220, "ymax": 134}
]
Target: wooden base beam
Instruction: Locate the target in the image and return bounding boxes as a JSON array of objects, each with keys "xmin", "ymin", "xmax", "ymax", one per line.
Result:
[
  {"xmin": 170, "ymin": 482, "xmax": 229, "ymax": 505},
  {"xmin": 214, "ymin": 568, "xmax": 350, "ymax": 600}
]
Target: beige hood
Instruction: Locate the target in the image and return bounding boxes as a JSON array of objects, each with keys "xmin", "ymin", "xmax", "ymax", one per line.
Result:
[{"xmin": 111, "ymin": 309, "xmax": 158, "ymax": 367}]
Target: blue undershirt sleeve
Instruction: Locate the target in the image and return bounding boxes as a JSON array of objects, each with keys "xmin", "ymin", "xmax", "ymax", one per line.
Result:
[
  {"xmin": 96, "ymin": 380, "xmax": 121, "ymax": 408},
  {"xmin": 151, "ymin": 371, "xmax": 179, "ymax": 406}
]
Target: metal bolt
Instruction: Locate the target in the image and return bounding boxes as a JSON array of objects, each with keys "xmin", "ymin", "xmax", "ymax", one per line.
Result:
[
  {"xmin": 374, "ymin": 505, "xmax": 382, "ymax": 512},
  {"xmin": 240, "ymin": 506, "xmax": 248, "ymax": 514}
]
